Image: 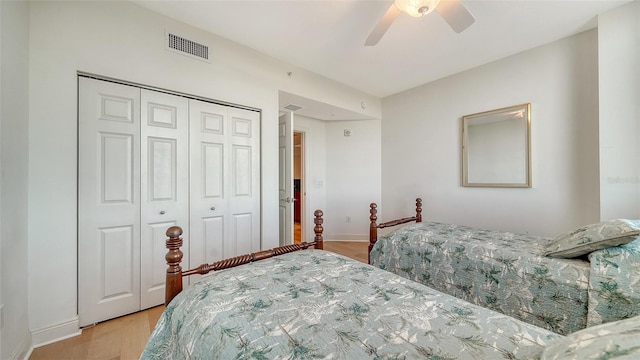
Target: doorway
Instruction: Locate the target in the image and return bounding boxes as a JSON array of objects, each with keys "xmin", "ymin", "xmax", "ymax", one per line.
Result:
[{"xmin": 293, "ymin": 131, "xmax": 304, "ymax": 243}]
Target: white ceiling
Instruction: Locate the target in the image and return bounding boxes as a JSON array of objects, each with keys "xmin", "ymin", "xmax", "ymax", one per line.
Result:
[{"xmin": 134, "ymin": 0, "xmax": 629, "ymax": 119}]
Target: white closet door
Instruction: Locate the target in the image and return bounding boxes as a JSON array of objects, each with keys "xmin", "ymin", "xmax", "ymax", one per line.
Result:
[
  {"xmin": 79, "ymin": 77, "xmax": 260, "ymax": 323},
  {"xmin": 227, "ymin": 107, "xmax": 261, "ymax": 254},
  {"xmin": 78, "ymin": 78, "xmax": 141, "ymax": 326},
  {"xmin": 189, "ymin": 100, "xmax": 227, "ymax": 274},
  {"xmin": 189, "ymin": 100, "xmax": 261, "ymax": 275},
  {"xmin": 140, "ymin": 90, "xmax": 189, "ymax": 309}
]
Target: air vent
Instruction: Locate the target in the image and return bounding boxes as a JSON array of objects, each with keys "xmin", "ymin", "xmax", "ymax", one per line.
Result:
[
  {"xmin": 166, "ymin": 31, "xmax": 210, "ymax": 62},
  {"xmin": 282, "ymin": 104, "xmax": 303, "ymax": 112}
]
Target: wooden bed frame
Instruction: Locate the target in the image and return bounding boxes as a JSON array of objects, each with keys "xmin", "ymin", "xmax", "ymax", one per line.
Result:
[
  {"xmin": 368, "ymin": 198, "xmax": 422, "ymax": 263},
  {"xmin": 164, "ymin": 209, "xmax": 325, "ymax": 305}
]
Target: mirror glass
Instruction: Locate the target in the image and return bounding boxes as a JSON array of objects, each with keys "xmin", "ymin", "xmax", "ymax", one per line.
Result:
[{"xmin": 462, "ymin": 103, "xmax": 531, "ymax": 187}]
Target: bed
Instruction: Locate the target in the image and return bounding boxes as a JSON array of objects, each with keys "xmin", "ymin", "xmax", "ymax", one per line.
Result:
[
  {"xmin": 140, "ymin": 209, "xmax": 575, "ymax": 359},
  {"xmin": 368, "ymin": 198, "xmax": 640, "ymax": 335}
]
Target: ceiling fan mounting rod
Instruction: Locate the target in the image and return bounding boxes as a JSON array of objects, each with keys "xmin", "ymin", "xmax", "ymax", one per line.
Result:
[{"xmin": 418, "ymin": 6, "xmax": 430, "ymax": 16}]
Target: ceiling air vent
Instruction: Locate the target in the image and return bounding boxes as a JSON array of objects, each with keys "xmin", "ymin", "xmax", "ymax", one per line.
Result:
[
  {"xmin": 166, "ymin": 31, "xmax": 210, "ymax": 62},
  {"xmin": 282, "ymin": 104, "xmax": 303, "ymax": 112}
]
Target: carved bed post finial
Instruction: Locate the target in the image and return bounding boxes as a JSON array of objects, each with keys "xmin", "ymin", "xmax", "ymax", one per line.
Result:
[
  {"xmin": 165, "ymin": 226, "xmax": 184, "ymax": 306},
  {"xmin": 416, "ymin": 198, "xmax": 423, "ymax": 223},
  {"xmin": 314, "ymin": 209, "xmax": 324, "ymax": 249},
  {"xmin": 369, "ymin": 203, "xmax": 378, "ymax": 264}
]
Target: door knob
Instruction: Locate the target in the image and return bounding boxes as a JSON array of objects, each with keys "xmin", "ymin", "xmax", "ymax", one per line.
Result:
[
  {"xmin": 160, "ymin": 210, "xmax": 166, "ymax": 215},
  {"xmin": 210, "ymin": 207, "xmax": 216, "ymax": 211}
]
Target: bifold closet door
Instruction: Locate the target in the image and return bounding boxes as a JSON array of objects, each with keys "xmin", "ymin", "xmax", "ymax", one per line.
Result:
[
  {"xmin": 139, "ymin": 89, "xmax": 189, "ymax": 309},
  {"xmin": 79, "ymin": 78, "xmax": 190, "ymax": 325},
  {"xmin": 189, "ymin": 99, "xmax": 261, "ymax": 276},
  {"xmin": 78, "ymin": 78, "xmax": 142, "ymax": 326}
]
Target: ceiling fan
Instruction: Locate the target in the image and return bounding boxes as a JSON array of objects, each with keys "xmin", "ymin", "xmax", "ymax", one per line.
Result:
[{"xmin": 365, "ymin": 0, "xmax": 475, "ymax": 46}]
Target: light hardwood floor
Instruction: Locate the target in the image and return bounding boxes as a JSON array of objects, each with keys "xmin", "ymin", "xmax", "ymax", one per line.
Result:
[
  {"xmin": 323, "ymin": 241, "xmax": 369, "ymax": 263},
  {"xmin": 29, "ymin": 241, "xmax": 368, "ymax": 359},
  {"xmin": 29, "ymin": 305, "xmax": 165, "ymax": 360}
]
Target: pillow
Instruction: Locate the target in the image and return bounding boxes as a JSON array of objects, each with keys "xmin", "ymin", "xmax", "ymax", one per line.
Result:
[
  {"xmin": 544, "ymin": 219, "xmax": 640, "ymax": 258},
  {"xmin": 540, "ymin": 315, "xmax": 640, "ymax": 360}
]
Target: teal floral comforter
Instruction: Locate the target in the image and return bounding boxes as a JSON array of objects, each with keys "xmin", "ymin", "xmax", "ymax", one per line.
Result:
[
  {"xmin": 370, "ymin": 222, "xmax": 640, "ymax": 335},
  {"xmin": 141, "ymin": 250, "xmax": 560, "ymax": 359},
  {"xmin": 587, "ymin": 241, "xmax": 640, "ymax": 327}
]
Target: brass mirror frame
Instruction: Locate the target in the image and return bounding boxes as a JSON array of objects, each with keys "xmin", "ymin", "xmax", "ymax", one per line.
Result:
[{"xmin": 461, "ymin": 103, "xmax": 531, "ymax": 188}]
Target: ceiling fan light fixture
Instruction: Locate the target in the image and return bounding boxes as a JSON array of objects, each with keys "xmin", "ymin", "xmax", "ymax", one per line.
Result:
[{"xmin": 394, "ymin": 0, "xmax": 441, "ymax": 17}]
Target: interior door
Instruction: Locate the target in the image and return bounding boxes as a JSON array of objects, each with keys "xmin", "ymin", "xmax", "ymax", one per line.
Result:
[
  {"xmin": 78, "ymin": 78, "xmax": 141, "ymax": 326},
  {"xmin": 278, "ymin": 113, "xmax": 294, "ymax": 246},
  {"xmin": 190, "ymin": 100, "xmax": 261, "ymax": 276},
  {"xmin": 139, "ymin": 89, "xmax": 189, "ymax": 309}
]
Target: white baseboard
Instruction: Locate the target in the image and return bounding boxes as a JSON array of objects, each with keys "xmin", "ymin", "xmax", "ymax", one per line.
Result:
[
  {"xmin": 324, "ymin": 234, "xmax": 368, "ymax": 242},
  {"xmin": 11, "ymin": 334, "xmax": 32, "ymax": 360},
  {"xmin": 31, "ymin": 316, "xmax": 81, "ymax": 348}
]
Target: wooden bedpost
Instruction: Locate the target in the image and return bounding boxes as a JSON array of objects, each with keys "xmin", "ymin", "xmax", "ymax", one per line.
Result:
[
  {"xmin": 368, "ymin": 198, "xmax": 423, "ymax": 264},
  {"xmin": 369, "ymin": 203, "xmax": 378, "ymax": 264},
  {"xmin": 165, "ymin": 226, "xmax": 184, "ymax": 306},
  {"xmin": 314, "ymin": 209, "xmax": 324, "ymax": 249}
]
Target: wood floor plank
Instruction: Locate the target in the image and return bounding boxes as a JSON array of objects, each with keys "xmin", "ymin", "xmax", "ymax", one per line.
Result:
[
  {"xmin": 323, "ymin": 241, "xmax": 369, "ymax": 263},
  {"xmin": 119, "ymin": 311, "xmax": 152, "ymax": 360},
  {"xmin": 30, "ymin": 325, "xmax": 95, "ymax": 360},
  {"xmin": 85, "ymin": 315, "xmax": 126, "ymax": 360}
]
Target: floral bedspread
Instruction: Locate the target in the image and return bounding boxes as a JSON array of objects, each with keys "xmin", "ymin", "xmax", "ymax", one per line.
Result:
[
  {"xmin": 370, "ymin": 222, "xmax": 640, "ymax": 335},
  {"xmin": 141, "ymin": 250, "xmax": 560, "ymax": 359},
  {"xmin": 587, "ymin": 240, "xmax": 640, "ymax": 326},
  {"xmin": 370, "ymin": 222, "xmax": 589, "ymax": 335}
]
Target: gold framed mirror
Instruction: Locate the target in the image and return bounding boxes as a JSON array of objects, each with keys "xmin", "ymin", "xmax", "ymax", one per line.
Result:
[{"xmin": 462, "ymin": 103, "xmax": 531, "ymax": 188}]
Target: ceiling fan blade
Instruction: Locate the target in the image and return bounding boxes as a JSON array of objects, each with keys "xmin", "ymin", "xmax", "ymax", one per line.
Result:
[
  {"xmin": 365, "ymin": 4, "xmax": 402, "ymax": 46},
  {"xmin": 436, "ymin": 0, "xmax": 475, "ymax": 33}
]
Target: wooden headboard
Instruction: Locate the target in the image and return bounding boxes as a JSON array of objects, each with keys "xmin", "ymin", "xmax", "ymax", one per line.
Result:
[
  {"xmin": 164, "ymin": 209, "xmax": 325, "ymax": 305},
  {"xmin": 368, "ymin": 198, "xmax": 422, "ymax": 263}
]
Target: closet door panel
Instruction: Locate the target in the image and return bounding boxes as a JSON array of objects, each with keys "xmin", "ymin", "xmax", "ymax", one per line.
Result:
[
  {"xmin": 143, "ymin": 221, "xmax": 178, "ymax": 295},
  {"xmin": 228, "ymin": 108, "xmax": 261, "ymax": 252},
  {"xmin": 148, "ymin": 137, "xmax": 177, "ymax": 200},
  {"xmin": 203, "ymin": 142, "xmax": 224, "ymax": 198},
  {"xmin": 190, "ymin": 100, "xmax": 229, "ymax": 268},
  {"xmin": 140, "ymin": 89, "xmax": 189, "ymax": 309},
  {"xmin": 78, "ymin": 78, "xmax": 141, "ymax": 327},
  {"xmin": 102, "ymin": 134, "xmax": 134, "ymax": 203},
  {"xmin": 232, "ymin": 145, "xmax": 252, "ymax": 197},
  {"xmin": 101, "ymin": 226, "xmax": 136, "ymax": 298},
  {"xmin": 203, "ymin": 217, "xmax": 225, "ymax": 262},
  {"xmin": 231, "ymin": 213, "xmax": 253, "ymax": 256},
  {"xmin": 191, "ymin": 216, "xmax": 225, "ymax": 282}
]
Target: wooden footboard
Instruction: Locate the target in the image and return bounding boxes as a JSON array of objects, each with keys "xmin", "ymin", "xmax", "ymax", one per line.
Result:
[
  {"xmin": 368, "ymin": 198, "xmax": 422, "ymax": 263},
  {"xmin": 164, "ymin": 209, "xmax": 325, "ymax": 305}
]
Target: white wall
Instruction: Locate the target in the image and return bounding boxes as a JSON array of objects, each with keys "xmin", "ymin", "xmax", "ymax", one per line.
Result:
[
  {"xmin": 292, "ymin": 115, "xmax": 381, "ymax": 242},
  {"xmin": 27, "ymin": 0, "xmax": 380, "ymax": 345},
  {"xmin": 381, "ymin": 30, "xmax": 600, "ymax": 237},
  {"xmin": 1, "ymin": 0, "xmax": 32, "ymax": 358},
  {"xmin": 325, "ymin": 120, "xmax": 382, "ymax": 240},
  {"xmin": 0, "ymin": 1, "xmax": 31, "ymax": 359},
  {"xmin": 598, "ymin": 1, "xmax": 640, "ymax": 220}
]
